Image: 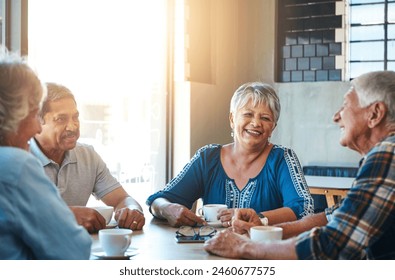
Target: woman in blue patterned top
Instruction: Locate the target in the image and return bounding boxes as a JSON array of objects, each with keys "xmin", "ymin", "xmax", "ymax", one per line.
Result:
[{"xmin": 147, "ymin": 82, "xmax": 314, "ymax": 227}]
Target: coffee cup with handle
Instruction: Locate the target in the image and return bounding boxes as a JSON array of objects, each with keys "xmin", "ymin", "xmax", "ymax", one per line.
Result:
[
  {"xmin": 91, "ymin": 205, "xmax": 114, "ymax": 225},
  {"xmin": 99, "ymin": 228, "xmax": 133, "ymax": 256},
  {"xmin": 198, "ymin": 204, "xmax": 228, "ymax": 222}
]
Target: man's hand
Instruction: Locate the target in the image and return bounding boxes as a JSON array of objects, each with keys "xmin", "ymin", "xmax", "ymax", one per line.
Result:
[
  {"xmin": 204, "ymin": 230, "xmax": 251, "ymax": 259},
  {"xmin": 115, "ymin": 208, "xmax": 145, "ymax": 230},
  {"xmin": 70, "ymin": 206, "xmax": 106, "ymax": 233}
]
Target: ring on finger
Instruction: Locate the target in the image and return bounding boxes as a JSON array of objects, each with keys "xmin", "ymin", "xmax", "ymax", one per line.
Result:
[
  {"xmin": 132, "ymin": 221, "xmax": 138, "ymax": 225},
  {"xmin": 227, "ymin": 221, "xmax": 231, "ymax": 227}
]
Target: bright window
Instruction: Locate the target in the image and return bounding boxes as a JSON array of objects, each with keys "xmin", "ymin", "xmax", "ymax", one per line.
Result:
[
  {"xmin": 348, "ymin": 0, "xmax": 395, "ymax": 79},
  {"xmin": 0, "ymin": 0, "xmax": 4, "ymax": 45},
  {"xmin": 28, "ymin": 0, "xmax": 168, "ymax": 205}
]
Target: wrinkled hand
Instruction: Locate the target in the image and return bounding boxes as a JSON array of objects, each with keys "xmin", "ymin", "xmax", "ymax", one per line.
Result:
[
  {"xmin": 217, "ymin": 208, "xmax": 235, "ymax": 228},
  {"xmin": 204, "ymin": 230, "xmax": 250, "ymax": 259},
  {"xmin": 232, "ymin": 208, "xmax": 262, "ymax": 234},
  {"xmin": 165, "ymin": 204, "xmax": 206, "ymax": 227},
  {"xmin": 70, "ymin": 206, "xmax": 106, "ymax": 233},
  {"xmin": 115, "ymin": 208, "xmax": 145, "ymax": 230}
]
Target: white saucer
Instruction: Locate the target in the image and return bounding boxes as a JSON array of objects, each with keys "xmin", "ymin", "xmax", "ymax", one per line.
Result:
[
  {"xmin": 91, "ymin": 247, "xmax": 138, "ymax": 260},
  {"xmin": 206, "ymin": 221, "xmax": 224, "ymax": 228}
]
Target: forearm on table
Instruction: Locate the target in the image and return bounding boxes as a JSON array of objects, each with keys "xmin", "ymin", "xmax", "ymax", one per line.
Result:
[
  {"xmin": 119, "ymin": 196, "xmax": 144, "ymax": 212},
  {"xmin": 276, "ymin": 212, "xmax": 328, "ymax": 239},
  {"xmin": 263, "ymin": 207, "xmax": 297, "ymax": 225},
  {"xmin": 101, "ymin": 187, "xmax": 143, "ymax": 212},
  {"xmin": 150, "ymin": 197, "xmax": 173, "ymax": 219},
  {"xmin": 240, "ymin": 238, "xmax": 298, "ymax": 260}
]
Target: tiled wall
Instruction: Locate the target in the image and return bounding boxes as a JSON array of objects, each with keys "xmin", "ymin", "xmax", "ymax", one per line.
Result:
[{"xmin": 278, "ymin": 0, "xmax": 343, "ymax": 82}]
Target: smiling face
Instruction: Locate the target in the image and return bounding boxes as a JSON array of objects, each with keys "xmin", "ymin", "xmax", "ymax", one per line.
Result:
[
  {"xmin": 35, "ymin": 97, "xmax": 80, "ymax": 154},
  {"xmin": 230, "ymin": 99, "xmax": 275, "ymax": 150},
  {"xmin": 333, "ymin": 88, "xmax": 371, "ymax": 154}
]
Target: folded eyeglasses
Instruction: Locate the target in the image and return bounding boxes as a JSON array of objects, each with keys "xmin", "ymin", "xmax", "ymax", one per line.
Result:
[{"xmin": 176, "ymin": 225, "xmax": 217, "ymax": 240}]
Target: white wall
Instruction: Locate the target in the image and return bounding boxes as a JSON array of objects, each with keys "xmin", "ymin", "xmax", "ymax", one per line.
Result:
[{"xmin": 273, "ymin": 82, "xmax": 361, "ymax": 167}]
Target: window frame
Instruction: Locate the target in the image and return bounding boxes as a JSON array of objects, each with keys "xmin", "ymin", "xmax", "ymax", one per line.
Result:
[
  {"xmin": 348, "ymin": 0, "xmax": 395, "ymax": 79},
  {"xmin": 0, "ymin": 0, "xmax": 28, "ymax": 54}
]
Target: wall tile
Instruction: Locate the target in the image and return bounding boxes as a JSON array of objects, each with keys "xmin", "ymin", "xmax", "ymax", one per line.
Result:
[
  {"xmin": 298, "ymin": 32, "xmax": 310, "ymax": 45},
  {"xmin": 304, "ymin": 71, "xmax": 315, "ymax": 81},
  {"xmin": 286, "ymin": 33, "xmax": 298, "ymax": 45},
  {"xmin": 316, "ymin": 70, "xmax": 328, "ymax": 81},
  {"xmin": 329, "ymin": 43, "xmax": 342, "ymax": 55},
  {"xmin": 323, "ymin": 56, "xmax": 335, "ymax": 69},
  {"xmin": 291, "ymin": 71, "xmax": 303, "ymax": 82},
  {"xmin": 304, "ymin": 44, "xmax": 316, "ymax": 57},
  {"xmin": 292, "ymin": 45, "xmax": 304, "ymax": 57},
  {"xmin": 311, "ymin": 57, "xmax": 322, "ymax": 70},
  {"xmin": 317, "ymin": 44, "xmax": 329, "ymax": 56},
  {"xmin": 285, "ymin": 58, "xmax": 297, "ymax": 70},
  {"xmin": 329, "ymin": 69, "xmax": 341, "ymax": 81},
  {"xmin": 298, "ymin": 57, "xmax": 310, "ymax": 70},
  {"xmin": 283, "ymin": 46, "xmax": 291, "ymax": 58},
  {"xmin": 282, "ymin": 71, "xmax": 291, "ymax": 82}
]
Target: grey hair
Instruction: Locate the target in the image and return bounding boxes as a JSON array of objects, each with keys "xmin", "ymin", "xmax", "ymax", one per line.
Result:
[
  {"xmin": 39, "ymin": 82, "xmax": 76, "ymax": 120},
  {"xmin": 352, "ymin": 70, "xmax": 395, "ymax": 127},
  {"xmin": 0, "ymin": 46, "xmax": 43, "ymax": 145},
  {"xmin": 230, "ymin": 82, "xmax": 280, "ymax": 123}
]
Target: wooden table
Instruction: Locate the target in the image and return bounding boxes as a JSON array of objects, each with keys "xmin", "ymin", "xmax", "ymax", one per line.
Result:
[
  {"xmin": 305, "ymin": 175, "xmax": 354, "ymax": 207},
  {"xmin": 90, "ymin": 217, "xmax": 229, "ymax": 260}
]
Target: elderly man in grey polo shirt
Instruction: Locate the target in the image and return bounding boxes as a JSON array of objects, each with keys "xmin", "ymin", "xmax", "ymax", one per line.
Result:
[{"xmin": 30, "ymin": 82, "xmax": 145, "ymax": 233}]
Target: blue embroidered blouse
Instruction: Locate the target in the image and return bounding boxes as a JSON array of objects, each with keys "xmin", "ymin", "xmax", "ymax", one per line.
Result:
[{"xmin": 147, "ymin": 144, "xmax": 314, "ymax": 219}]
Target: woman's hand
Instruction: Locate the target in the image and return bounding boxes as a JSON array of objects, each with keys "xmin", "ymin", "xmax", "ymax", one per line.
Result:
[
  {"xmin": 151, "ymin": 198, "xmax": 206, "ymax": 227},
  {"xmin": 218, "ymin": 208, "xmax": 263, "ymax": 230},
  {"xmin": 163, "ymin": 203, "xmax": 206, "ymax": 227},
  {"xmin": 218, "ymin": 208, "xmax": 235, "ymax": 227},
  {"xmin": 232, "ymin": 208, "xmax": 262, "ymax": 234}
]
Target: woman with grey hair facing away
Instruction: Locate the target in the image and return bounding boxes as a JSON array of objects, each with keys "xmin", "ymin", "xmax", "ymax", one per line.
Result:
[
  {"xmin": 147, "ymin": 82, "xmax": 314, "ymax": 227},
  {"xmin": 0, "ymin": 46, "xmax": 91, "ymax": 259}
]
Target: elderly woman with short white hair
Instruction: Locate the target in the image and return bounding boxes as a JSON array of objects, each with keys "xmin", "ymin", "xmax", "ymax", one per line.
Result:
[{"xmin": 147, "ymin": 82, "xmax": 314, "ymax": 227}]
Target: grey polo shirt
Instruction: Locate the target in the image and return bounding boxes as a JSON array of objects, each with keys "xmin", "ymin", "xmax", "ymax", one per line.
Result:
[{"xmin": 29, "ymin": 138, "xmax": 121, "ymax": 206}]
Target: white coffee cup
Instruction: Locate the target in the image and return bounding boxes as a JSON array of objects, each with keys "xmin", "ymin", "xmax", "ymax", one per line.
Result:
[
  {"xmin": 92, "ymin": 206, "xmax": 114, "ymax": 225},
  {"xmin": 99, "ymin": 228, "xmax": 133, "ymax": 256},
  {"xmin": 198, "ymin": 204, "xmax": 227, "ymax": 222},
  {"xmin": 250, "ymin": 226, "xmax": 283, "ymax": 243}
]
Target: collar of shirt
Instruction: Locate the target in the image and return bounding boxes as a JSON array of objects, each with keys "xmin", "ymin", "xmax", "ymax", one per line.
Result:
[{"xmin": 29, "ymin": 138, "xmax": 77, "ymax": 167}]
